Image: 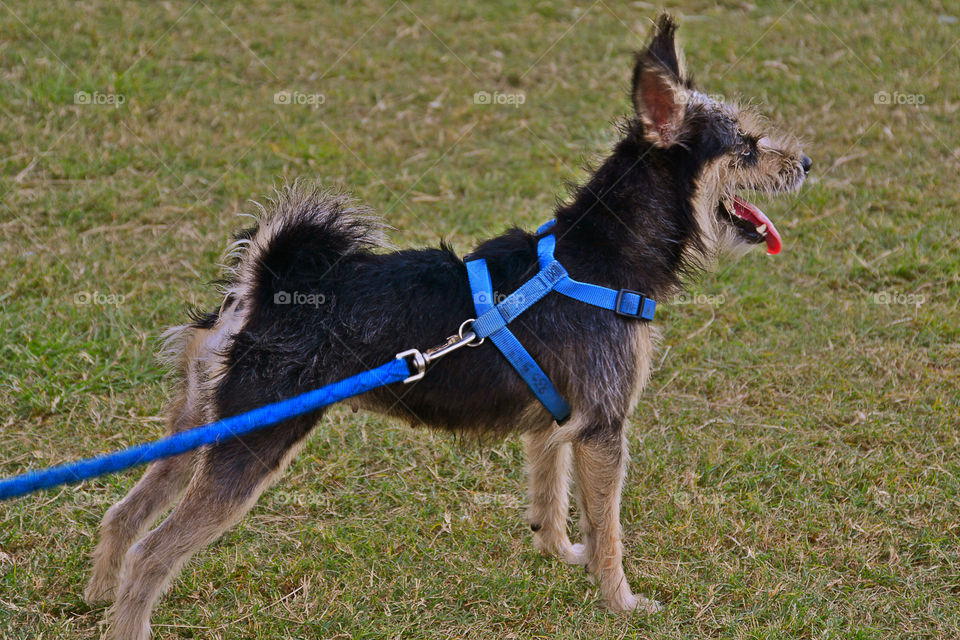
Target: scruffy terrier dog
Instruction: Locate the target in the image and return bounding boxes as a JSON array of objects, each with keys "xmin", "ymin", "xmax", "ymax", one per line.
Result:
[{"xmin": 85, "ymin": 15, "xmax": 809, "ymax": 639}]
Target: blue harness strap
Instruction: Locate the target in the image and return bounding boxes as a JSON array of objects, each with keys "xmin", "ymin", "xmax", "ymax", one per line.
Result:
[
  {"xmin": 466, "ymin": 259, "xmax": 572, "ymax": 422},
  {"xmin": 536, "ymin": 221, "xmax": 656, "ymax": 321},
  {"xmin": 464, "ymin": 220, "xmax": 656, "ymax": 423}
]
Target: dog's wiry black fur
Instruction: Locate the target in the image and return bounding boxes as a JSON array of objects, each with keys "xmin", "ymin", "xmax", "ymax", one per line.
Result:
[{"xmin": 88, "ymin": 15, "xmax": 810, "ymax": 639}]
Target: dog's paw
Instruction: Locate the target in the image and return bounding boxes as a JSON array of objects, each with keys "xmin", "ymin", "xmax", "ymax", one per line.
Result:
[
  {"xmin": 533, "ymin": 532, "xmax": 588, "ymax": 565},
  {"xmin": 610, "ymin": 592, "xmax": 637, "ymax": 612},
  {"xmin": 84, "ymin": 576, "xmax": 117, "ymax": 605},
  {"xmin": 106, "ymin": 603, "xmax": 152, "ymax": 640},
  {"xmin": 560, "ymin": 542, "xmax": 589, "ymax": 565},
  {"xmin": 606, "ymin": 592, "xmax": 663, "ymax": 614},
  {"xmin": 638, "ymin": 596, "xmax": 663, "ymax": 614}
]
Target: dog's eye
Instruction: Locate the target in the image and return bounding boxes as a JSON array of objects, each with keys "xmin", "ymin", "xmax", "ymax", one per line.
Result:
[{"xmin": 739, "ymin": 143, "xmax": 758, "ymax": 162}]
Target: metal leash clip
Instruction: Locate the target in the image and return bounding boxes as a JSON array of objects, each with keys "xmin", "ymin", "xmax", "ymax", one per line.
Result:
[{"xmin": 397, "ymin": 319, "xmax": 484, "ymax": 383}]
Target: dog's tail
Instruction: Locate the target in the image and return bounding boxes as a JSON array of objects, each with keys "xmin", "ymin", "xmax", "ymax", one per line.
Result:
[
  {"xmin": 159, "ymin": 182, "xmax": 384, "ymax": 406},
  {"xmin": 223, "ymin": 181, "xmax": 385, "ymax": 305}
]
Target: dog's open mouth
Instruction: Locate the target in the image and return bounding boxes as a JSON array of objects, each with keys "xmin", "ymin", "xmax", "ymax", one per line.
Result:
[{"xmin": 719, "ymin": 195, "xmax": 782, "ymax": 255}]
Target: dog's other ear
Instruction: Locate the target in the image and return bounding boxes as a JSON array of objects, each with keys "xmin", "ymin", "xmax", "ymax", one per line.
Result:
[{"xmin": 632, "ymin": 14, "xmax": 687, "ymax": 147}]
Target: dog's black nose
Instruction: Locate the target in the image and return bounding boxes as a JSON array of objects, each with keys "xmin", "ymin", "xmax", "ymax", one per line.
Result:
[{"xmin": 801, "ymin": 155, "xmax": 812, "ymax": 173}]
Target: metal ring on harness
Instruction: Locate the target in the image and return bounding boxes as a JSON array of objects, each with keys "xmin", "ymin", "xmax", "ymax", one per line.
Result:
[{"xmin": 458, "ymin": 319, "xmax": 484, "ymax": 347}]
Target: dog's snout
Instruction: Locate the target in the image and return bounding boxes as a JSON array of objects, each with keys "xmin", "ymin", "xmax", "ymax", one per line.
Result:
[{"xmin": 801, "ymin": 155, "xmax": 812, "ymax": 173}]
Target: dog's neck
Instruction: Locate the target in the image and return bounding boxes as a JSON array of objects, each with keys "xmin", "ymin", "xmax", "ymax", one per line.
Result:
[{"xmin": 552, "ymin": 135, "xmax": 705, "ymax": 300}]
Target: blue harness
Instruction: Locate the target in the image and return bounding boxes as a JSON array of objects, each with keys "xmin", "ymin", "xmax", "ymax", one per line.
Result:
[{"xmin": 465, "ymin": 220, "xmax": 656, "ymax": 423}]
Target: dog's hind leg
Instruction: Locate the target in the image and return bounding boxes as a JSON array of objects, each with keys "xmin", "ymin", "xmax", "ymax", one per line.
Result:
[
  {"xmin": 572, "ymin": 425, "xmax": 660, "ymax": 613},
  {"xmin": 106, "ymin": 414, "xmax": 315, "ymax": 640},
  {"xmin": 85, "ymin": 390, "xmax": 199, "ymax": 605},
  {"xmin": 523, "ymin": 428, "xmax": 587, "ymax": 565}
]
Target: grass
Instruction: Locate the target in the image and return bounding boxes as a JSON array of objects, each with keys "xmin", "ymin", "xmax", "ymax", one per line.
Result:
[{"xmin": 1, "ymin": 0, "xmax": 958, "ymax": 638}]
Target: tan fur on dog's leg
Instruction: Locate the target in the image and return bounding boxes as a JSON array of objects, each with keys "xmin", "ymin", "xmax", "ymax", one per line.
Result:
[
  {"xmin": 85, "ymin": 453, "xmax": 194, "ymax": 604},
  {"xmin": 85, "ymin": 388, "xmax": 202, "ymax": 605},
  {"xmin": 572, "ymin": 431, "xmax": 660, "ymax": 613},
  {"xmin": 106, "ymin": 476, "xmax": 260, "ymax": 640},
  {"xmin": 523, "ymin": 428, "xmax": 587, "ymax": 565},
  {"xmin": 106, "ymin": 418, "xmax": 311, "ymax": 640}
]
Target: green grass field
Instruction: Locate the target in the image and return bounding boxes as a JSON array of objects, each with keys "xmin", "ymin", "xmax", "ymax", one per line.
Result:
[{"xmin": 1, "ymin": 1, "xmax": 958, "ymax": 638}]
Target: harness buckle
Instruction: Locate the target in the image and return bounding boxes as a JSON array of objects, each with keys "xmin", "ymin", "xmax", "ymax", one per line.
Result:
[{"xmin": 614, "ymin": 289, "xmax": 647, "ymax": 319}]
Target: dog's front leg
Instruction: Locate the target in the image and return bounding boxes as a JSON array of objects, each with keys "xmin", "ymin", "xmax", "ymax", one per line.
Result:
[
  {"xmin": 522, "ymin": 428, "xmax": 587, "ymax": 565},
  {"xmin": 572, "ymin": 426, "xmax": 660, "ymax": 613}
]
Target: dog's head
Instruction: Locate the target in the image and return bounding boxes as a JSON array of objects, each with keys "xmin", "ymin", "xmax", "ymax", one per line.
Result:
[{"xmin": 630, "ymin": 14, "xmax": 810, "ymax": 259}]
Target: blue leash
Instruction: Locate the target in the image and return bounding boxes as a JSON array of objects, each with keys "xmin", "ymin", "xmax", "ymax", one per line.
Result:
[{"xmin": 0, "ymin": 358, "xmax": 411, "ymax": 501}]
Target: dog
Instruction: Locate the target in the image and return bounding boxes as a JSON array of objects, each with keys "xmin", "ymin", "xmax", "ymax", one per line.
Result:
[{"xmin": 84, "ymin": 14, "xmax": 810, "ymax": 639}]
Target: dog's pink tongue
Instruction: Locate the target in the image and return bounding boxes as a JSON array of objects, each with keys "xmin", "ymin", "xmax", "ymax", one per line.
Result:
[{"xmin": 733, "ymin": 196, "xmax": 782, "ymax": 255}]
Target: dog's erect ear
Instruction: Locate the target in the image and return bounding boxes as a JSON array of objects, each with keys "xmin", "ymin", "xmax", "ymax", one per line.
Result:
[
  {"xmin": 632, "ymin": 14, "xmax": 687, "ymax": 147},
  {"xmin": 640, "ymin": 14, "xmax": 685, "ymax": 83}
]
